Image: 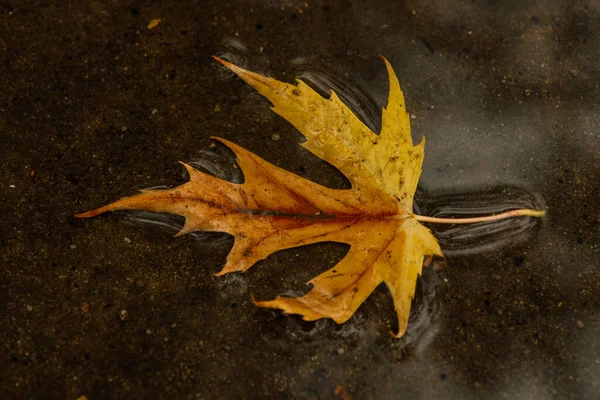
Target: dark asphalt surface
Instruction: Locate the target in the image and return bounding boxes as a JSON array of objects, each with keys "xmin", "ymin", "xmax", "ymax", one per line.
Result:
[{"xmin": 2, "ymin": 1, "xmax": 599, "ymax": 399}]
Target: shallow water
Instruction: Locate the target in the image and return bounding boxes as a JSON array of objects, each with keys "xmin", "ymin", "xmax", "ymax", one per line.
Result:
[
  {"xmin": 4, "ymin": 2, "xmax": 598, "ymax": 398},
  {"xmin": 123, "ymin": 59, "xmax": 546, "ymax": 354}
]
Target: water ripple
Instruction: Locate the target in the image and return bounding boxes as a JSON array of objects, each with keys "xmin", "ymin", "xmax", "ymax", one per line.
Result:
[{"xmin": 415, "ymin": 186, "xmax": 545, "ymax": 256}]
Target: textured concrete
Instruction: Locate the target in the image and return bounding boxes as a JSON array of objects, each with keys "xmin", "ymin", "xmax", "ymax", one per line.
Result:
[{"xmin": 2, "ymin": 1, "xmax": 599, "ymax": 399}]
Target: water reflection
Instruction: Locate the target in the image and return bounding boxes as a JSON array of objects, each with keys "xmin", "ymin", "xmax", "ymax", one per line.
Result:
[
  {"xmin": 415, "ymin": 186, "xmax": 545, "ymax": 256},
  {"xmin": 291, "ymin": 59, "xmax": 381, "ymax": 134},
  {"xmin": 186, "ymin": 146, "xmax": 243, "ymax": 184},
  {"xmin": 259, "ymin": 265, "xmax": 446, "ymax": 357},
  {"xmin": 125, "ymin": 209, "xmax": 183, "ymax": 234},
  {"xmin": 215, "ymin": 37, "xmax": 250, "ymax": 78}
]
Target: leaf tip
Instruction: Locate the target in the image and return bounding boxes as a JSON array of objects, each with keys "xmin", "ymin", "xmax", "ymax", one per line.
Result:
[
  {"xmin": 378, "ymin": 54, "xmax": 390, "ymax": 63},
  {"xmin": 209, "ymin": 136, "xmax": 227, "ymax": 145},
  {"xmin": 172, "ymin": 230, "xmax": 186, "ymax": 238},
  {"xmin": 178, "ymin": 161, "xmax": 197, "ymax": 181},
  {"xmin": 378, "ymin": 54, "xmax": 395, "ymax": 74},
  {"xmin": 73, "ymin": 207, "xmax": 108, "ymax": 219},
  {"xmin": 390, "ymin": 327, "xmax": 407, "ymax": 339},
  {"xmin": 252, "ymin": 295, "xmax": 285, "ymax": 311},
  {"xmin": 212, "ymin": 55, "xmax": 228, "ymax": 66},
  {"xmin": 73, "ymin": 211, "xmax": 94, "ymax": 219},
  {"xmin": 212, "ymin": 56, "xmax": 243, "ymax": 77}
]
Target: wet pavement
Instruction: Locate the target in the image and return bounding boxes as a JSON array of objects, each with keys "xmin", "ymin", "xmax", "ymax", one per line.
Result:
[{"xmin": 2, "ymin": 1, "xmax": 600, "ymax": 399}]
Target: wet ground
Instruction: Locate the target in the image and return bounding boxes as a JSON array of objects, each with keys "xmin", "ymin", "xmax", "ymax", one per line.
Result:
[{"xmin": 2, "ymin": 0, "xmax": 600, "ymax": 399}]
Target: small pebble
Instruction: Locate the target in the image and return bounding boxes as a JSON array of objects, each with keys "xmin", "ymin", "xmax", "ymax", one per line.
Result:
[
  {"xmin": 146, "ymin": 329, "xmax": 152, "ymax": 335},
  {"xmin": 70, "ymin": 244, "xmax": 77, "ymax": 249},
  {"xmin": 124, "ymin": 237, "xmax": 132, "ymax": 243},
  {"xmin": 147, "ymin": 18, "xmax": 162, "ymax": 30},
  {"xmin": 119, "ymin": 309, "xmax": 129, "ymax": 321},
  {"xmin": 337, "ymin": 348, "xmax": 345, "ymax": 355},
  {"xmin": 576, "ymin": 320, "xmax": 584, "ymax": 329},
  {"xmin": 151, "ymin": 109, "xmax": 158, "ymax": 115},
  {"xmin": 121, "ymin": 126, "xmax": 127, "ymax": 132},
  {"xmin": 272, "ymin": 133, "xmax": 281, "ymax": 141},
  {"xmin": 26, "ymin": 305, "xmax": 33, "ymax": 312}
]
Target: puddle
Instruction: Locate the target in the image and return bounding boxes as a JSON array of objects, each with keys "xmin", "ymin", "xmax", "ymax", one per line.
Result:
[{"xmin": 121, "ymin": 47, "xmax": 547, "ymax": 356}]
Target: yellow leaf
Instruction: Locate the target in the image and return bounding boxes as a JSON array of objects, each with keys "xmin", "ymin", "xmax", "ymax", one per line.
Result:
[{"xmin": 76, "ymin": 57, "xmax": 543, "ymax": 337}]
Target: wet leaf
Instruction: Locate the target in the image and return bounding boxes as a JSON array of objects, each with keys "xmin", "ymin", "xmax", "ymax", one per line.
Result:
[{"xmin": 76, "ymin": 58, "xmax": 453, "ymax": 337}]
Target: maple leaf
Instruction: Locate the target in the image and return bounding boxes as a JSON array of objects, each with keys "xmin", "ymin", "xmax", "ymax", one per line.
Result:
[{"xmin": 76, "ymin": 57, "xmax": 544, "ymax": 337}]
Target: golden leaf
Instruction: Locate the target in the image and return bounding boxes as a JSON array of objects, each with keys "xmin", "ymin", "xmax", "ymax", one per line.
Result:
[{"xmin": 76, "ymin": 57, "xmax": 544, "ymax": 337}]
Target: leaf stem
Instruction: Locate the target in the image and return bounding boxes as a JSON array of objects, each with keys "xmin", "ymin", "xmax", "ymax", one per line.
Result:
[{"xmin": 414, "ymin": 208, "xmax": 546, "ymax": 224}]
